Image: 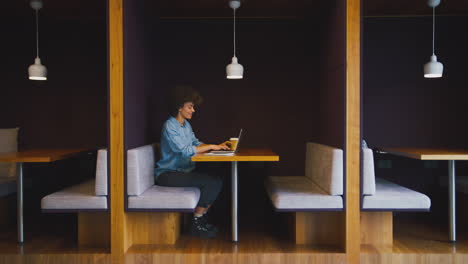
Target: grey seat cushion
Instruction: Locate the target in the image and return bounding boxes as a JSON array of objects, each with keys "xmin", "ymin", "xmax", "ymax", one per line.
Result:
[
  {"xmin": 41, "ymin": 179, "xmax": 107, "ymax": 210},
  {"xmin": 128, "ymin": 185, "xmax": 200, "ymax": 210},
  {"xmin": 362, "ymin": 177, "xmax": 431, "ymax": 210},
  {"xmin": 265, "ymin": 176, "xmax": 343, "ymax": 210}
]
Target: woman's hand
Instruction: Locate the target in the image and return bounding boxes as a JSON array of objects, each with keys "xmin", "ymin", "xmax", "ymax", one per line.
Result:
[
  {"xmin": 221, "ymin": 141, "xmax": 232, "ymax": 149},
  {"xmin": 195, "ymin": 143, "xmax": 230, "ymax": 153},
  {"xmin": 211, "ymin": 144, "xmax": 230, "ymax": 151}
]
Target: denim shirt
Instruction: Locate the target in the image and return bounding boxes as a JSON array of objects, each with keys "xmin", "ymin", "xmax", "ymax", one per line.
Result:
[{"xmin": 155, "ymin": 117, "xmax": 202, "ymax": 178}]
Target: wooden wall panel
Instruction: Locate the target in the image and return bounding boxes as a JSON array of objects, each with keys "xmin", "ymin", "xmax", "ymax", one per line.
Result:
[
  {"xmin": 78, "ymin": 212, "xmax": 110, "ymax": 248},
  {"xmin": 127, "ymin": 213, "xmax": 181, "ymax": 245},
  {"xmin": 360, "ymin": 212, "xmax": 393, "ymax": 246},
  {"xmin": 294, "ymin": 212, "xmax": 345, "ymax": 248}
]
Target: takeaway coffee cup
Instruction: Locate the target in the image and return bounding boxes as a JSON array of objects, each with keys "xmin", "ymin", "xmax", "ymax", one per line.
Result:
[{"xmin": 229, "ymin": 137, "xmax": 239, "ymax": 151}]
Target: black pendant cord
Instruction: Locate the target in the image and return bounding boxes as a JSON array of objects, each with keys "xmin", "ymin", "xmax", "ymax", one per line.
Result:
[
  {"xmin": 233, "ymin": 8, "xmax": 236, "ymax": 57},
  {"xmin": 36, "ymin": 9, "xmax": 39, "ymax": 58}
]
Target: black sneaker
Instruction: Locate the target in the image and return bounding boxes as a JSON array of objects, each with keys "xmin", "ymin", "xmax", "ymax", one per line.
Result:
[
  {"xmin": 199, "ymin": 213, "xmax": 219, "ymax": 233},
  {"xmin": 189, "ymin": 216, "xmax": 217, "ymax": 238}
]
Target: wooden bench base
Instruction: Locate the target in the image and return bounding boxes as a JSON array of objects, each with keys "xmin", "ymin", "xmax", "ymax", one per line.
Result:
[
  {"xmin": 360, "ymin": 211, "xmax": 393, "ymax": 246},
  {"xmin": 126, "ymin": 212, "xmax": 181, "ymax": 246},
  {"xmin": 78, "ymin": 212, "xmax": 110, "ymax": 247},
  {"xmin": 291, "ymin": 211, "xmax": 345, "ymax": 248}
]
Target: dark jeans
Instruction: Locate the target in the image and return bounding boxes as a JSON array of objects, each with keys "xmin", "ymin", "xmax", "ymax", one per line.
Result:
[{"xmin": 156, "ymin": 171, "xmax": 223, "ymax": 208}]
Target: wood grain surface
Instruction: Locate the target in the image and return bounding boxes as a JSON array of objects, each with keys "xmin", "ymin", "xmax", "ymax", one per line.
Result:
[
  {"xmin": 0, "ymin": 149, "xmax": 91, "ymax": 163},
  {"xmin": 192, "ymin": 149, "xmax": 279, "ymax": 162},
  {"xmin": 381, "ymin": 148, "xmax": 468, "ymax": 160}
]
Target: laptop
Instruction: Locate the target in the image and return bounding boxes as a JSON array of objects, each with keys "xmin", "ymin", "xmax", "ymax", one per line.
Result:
[{"xmin": 206, "ymin": 129, "xmax": 243, "ymax": 156}]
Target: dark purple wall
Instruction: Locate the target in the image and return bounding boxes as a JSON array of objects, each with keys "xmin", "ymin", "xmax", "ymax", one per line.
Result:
[
  {"xmin": 315, "ymin": 1, "xmax": 346, "ymax": 149},
  {"xmin": 146, "ymin": 17, "xmax": 345, "ymax": 176},
  {"xmin": 0, "ymin": 16, "xmax": 107, "ymax": 149},
  {"xmin": 363, "ymin": 16, "xmax": 468, "ymax": 149},
  {"xmin": 122, "ymin": 1, "xmax": 346, "ymax": 176},
  {"xmin": 123, "ymin": 1, "xmax": 156, "ymax": 150}
]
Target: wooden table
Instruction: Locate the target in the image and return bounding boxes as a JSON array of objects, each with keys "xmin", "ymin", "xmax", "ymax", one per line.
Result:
[
  {"xmin": 0, "ymin": 148, "xmax": 91, "ymax": 243},
  {"xmin": 192, "ymin": 148, "xmax": 279, "ymax": 242},
  {"xmin": 380, "ymin": 147, "xmax": 468, "ymax": 242}
]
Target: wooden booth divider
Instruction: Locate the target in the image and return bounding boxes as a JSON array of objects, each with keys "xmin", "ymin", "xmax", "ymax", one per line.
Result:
[
  {"xmin": 106, "ymin": 0, "xmax": 363, "ymax": 263},
  {"xmin": 346, "ymin": 0, "xmax": 361, "ymax": 262}
]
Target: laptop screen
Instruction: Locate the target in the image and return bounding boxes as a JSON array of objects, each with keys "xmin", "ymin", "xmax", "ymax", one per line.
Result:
[{"xmin": 233, "ymin": 129, "xmax": 243, "ymax": 153}]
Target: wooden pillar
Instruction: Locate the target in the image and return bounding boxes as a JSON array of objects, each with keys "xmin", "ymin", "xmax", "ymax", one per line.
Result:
[
  {"xmin": 346, "ymin": 0, "xmax": 361, "ymax": 263},
  {"xmin": 293, "ymin": 212, "xmax": 345, "ymax": 248},
  {"xmin": 109, "ymin": 0, "xmax": 126, "ymax": 262},
  {"xmin": 78, "ymin": 212, "xmax": 110, "ymax": 247},
  {"xmin": 360, "ymin": 212, "xmax": 393, "ymax": 246}
]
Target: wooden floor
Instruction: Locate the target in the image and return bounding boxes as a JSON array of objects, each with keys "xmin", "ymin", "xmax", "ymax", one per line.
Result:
[
  {"xmin": 0, "ymin": 214, "xmax": 110, "ymax": 264},
  {"xmin": 2, "ymin": 211, "xmax": 468, "ymax": 264},
  {"xmin": 361, "ymin": 214, "xmax": 468, "ymax": 264},
  {"xmin": 126, "ymin": 227, "xmax": 346, "ymax": 264}
]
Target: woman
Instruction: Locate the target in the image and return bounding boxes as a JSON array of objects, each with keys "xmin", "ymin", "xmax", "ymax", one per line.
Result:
[{"xmin": 155, "ymin": 86, "xmax": 229, "ymax": 238}]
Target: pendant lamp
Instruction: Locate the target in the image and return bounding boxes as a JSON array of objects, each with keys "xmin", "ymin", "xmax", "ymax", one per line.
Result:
[
  {"xmin": 424, "ymin": 0, "xmax": 443, "ymax": 78},
  {"xmin": 28, "ymin": 0, "xmax": 47, "ymax": 81},
  {"xmin": 226, "ymin": 0, "xmax": 244, "ymax": 79}
]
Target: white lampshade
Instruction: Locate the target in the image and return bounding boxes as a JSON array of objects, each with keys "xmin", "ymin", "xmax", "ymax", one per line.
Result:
[
  {"xmin": 424, "ymin": 55, "xmax": 443, "ymax": 78},
  {"xmin": 226, "ymin": 56, "xmax": 243, "ymax": 79},
  {"xmin": 28, "ymin": 57, "xmax": 47, "ymax": 80}
]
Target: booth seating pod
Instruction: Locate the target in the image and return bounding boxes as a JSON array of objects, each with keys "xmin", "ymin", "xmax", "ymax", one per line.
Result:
[
  {"xmin": 126, "ymin": 144, "xmax": 199, "ymax": 245},
  {"xmin": 40, "ymin": 149, "xmax": 109, "ymax": 247},
  {"xmin": 360, "ymin": 147, "xmax": 431, "ymax": 246},
  {"xmin": 265, "ymin": 142, "xmax": 345, "ymax": 246}
]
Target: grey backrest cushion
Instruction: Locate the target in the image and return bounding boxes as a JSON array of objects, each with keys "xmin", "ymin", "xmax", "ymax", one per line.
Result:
[
  {"xmin": 127, "ymin": 144, "xmax": 155, "ymax": 196},
  {"xmin": 305, "ymin": 142, "xmax": 343, "ymax": 195}
]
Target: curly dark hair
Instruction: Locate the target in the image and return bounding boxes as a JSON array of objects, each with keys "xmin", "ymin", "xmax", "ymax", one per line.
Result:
[{"xmin": 168, "ymin": 85, "xmax": 203, "ymax": 117}]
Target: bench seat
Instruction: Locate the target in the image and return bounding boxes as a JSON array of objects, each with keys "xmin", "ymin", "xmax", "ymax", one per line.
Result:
[
  {"xmin": 41, "ymin": 149, "xmax": 108, "ymax": 211},
  {"xmin": 39, "ymin": 150, "xmax": 110, "ymax": 247},
  {"xmin": 265, "ymin": 143, "xmax": 344, "ymax": 212},
  {"xmin": 41, "ymin": 179, "xmax": 107, "ymax": 210},
  {"xmin": 360, "ymin": 147, "xmax": 431, "ymax": 246},
  {"xmin": 127, "ymin": 144, "xmax": 199, "ymax": 211},
  {"xmin": 265, "ymin": 176, "xmax": 343, "ymax": 210},
  {"xmin": 362, "ymin": 147, "xmax": 431, "ymax": 211},
  {"xmin": 128, "ymin": 185, "xmax": 200, "ymax": 210},
  {"xmin": 125, "ymin": 144, "xmax": 198, "ymax": 245},
  {"xmin": 362, "ymin": 177, "xmax": 431, "ymax": 210},
  {"xmin": 265, "ymin": 143, "xmax": 345, "ymax": 246}
]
